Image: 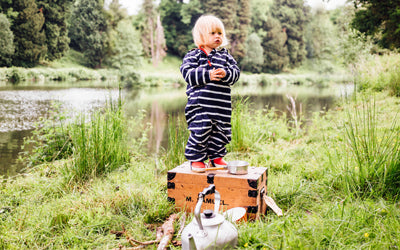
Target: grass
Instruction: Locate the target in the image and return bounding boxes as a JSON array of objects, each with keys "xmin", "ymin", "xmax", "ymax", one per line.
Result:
[
  {"xmin": 355, "ymin": 53, "xmax": 400, "ymax": 96},
  {"xmin": 0, "ymin": 49, "xmax": 141, "ymax": 86},
  {"xmin": 329, "ymin": 96, "xmax": 400, "ymax": 199},
  {"xmin": 1, "ymin": 53, "xmax": 400, "ymax": 249}
]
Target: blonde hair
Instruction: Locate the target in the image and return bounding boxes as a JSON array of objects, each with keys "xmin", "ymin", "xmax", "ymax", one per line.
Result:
[{"xmin": 192, "ymin": 15, "xmax": 228, "ymax": 48}]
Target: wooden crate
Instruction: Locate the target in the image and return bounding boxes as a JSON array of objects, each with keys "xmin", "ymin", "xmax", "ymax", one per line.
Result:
[{"xmin": 167, "ymin": 162, "xmax": 268, "ymax": 219}]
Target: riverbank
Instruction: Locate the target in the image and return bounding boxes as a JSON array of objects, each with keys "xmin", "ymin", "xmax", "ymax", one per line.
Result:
[
  {"xmin": 1, "ymin": 54, "xmax": 399, "ymax": 249},
  {"xmin": 0, "ymin": 49, "xmax": 353, "ymax": 89}
]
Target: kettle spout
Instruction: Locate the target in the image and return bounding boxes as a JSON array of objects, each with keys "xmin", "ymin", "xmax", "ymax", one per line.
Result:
[{"xmin": 188, "ymin": 233, "xmax": 197, "ymax": 250}]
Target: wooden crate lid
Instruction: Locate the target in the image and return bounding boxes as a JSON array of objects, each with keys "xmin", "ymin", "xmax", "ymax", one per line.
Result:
[{"xmin": 168, "ymin": 162, "xmax": 268, "ymax": 190}]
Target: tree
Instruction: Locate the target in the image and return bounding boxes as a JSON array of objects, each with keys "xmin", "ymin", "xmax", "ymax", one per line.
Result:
[
  {"xmin": 0, "ymin": 13, "xmax": 14, "ymax": 66},
  {"xmin": 241, "ymin": 33, "xmax": 264, "ymax": 72},
  {"xmin": 200, "ymin": 0, "xmax": 251, "ymax": 63},
  {"xmin": 272, "ymin": 0, "xmax": 309, "ymax": 67},
  {"xmin": 159, "ymin": 0, "xmax": 201, "ymax": 57},
  {"xmin": 11, "ymin": 0, "xmax": 47, "ymax": 67},
  {"xmin": 262, "ymin": 16, "xmax": 289, "ymax": 72},
  {"xmin": 351, "ymin": 0, "xmax": 400, "ymax": 49},
  {"xmin": 305, "ymin": 8, "xmax": 335, "ymax": 60},
  {"xmin": 154, "ymin": 15, "xmax": 167, "ymax": 67},
  {"xmin": 36, "ymin": 0, "xmax": 74, "ymax": 61},
  {"xmin": 69, "ymin": 0, "xmax": 109, "ymax": 68},
  {"xmin": 105, "ymin": 19, "xmax": 143, "ymax": 69},
  {"xmin": 330, "ymin": 5, "xmax": 375, "ymax": 65},
  {"xmin": 136, "ymin": 0, "xmax": 166, "ymax": 66},
  {"xmin": 106, "ymin": 0, "xmax": 128, "ymax": 29}
]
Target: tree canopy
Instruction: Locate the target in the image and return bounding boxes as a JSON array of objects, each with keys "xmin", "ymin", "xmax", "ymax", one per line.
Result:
[
  {"xmin": 0, "ymin": 13, "xmax": 14, "ymax": 66},
  {"xmin": 0, "ymin": 0, "xmax": 398, "ymax": 71},
  {"xmin": 351, "ymin": 0, "xmax": 400, "ymax": 49}
]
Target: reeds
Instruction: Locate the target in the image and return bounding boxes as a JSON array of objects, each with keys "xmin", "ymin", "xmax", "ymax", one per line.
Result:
[
  {"xmin": 340, "ymin": 97, "xmax": 400, "ymax": 199},
  {"xmin": 162, "ymin": 115, "xmax": 188, "ymax": 170},
  {"xmin": 229, "ymin": 96, "xmax": 252, "ymax": 152},
  {"xmin": 64, "ymin": 96, "xmax": 130, "ymax": 184}
]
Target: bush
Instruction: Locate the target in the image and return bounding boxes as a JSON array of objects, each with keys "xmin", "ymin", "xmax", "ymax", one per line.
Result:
[{"xmin": 7, "ymin": 67, "xmax": 27, "ymax": 84}]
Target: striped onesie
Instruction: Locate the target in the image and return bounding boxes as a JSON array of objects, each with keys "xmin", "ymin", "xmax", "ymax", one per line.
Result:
[{"xmin": 180, "ymin": 48, "xmax": 240, "ymax": 162}]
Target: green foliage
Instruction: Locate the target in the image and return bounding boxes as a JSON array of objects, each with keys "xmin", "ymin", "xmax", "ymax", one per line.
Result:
[
  {"xmin": 351, "ymin": 0, "xmax": 400, "ymax": 49},
  {"xmin": 36, "ymin": 0, "xmax": 74, "ymax": 61},
  {"xmin": 2, "ymin": 58, "xmax": 400, "ymax": 248},
  {"xmin": 242, "ymin": 33, "xmax": 264, "ymax": 72},
  {"xmin": 229, "ymin": 97, "xmax": 253, "ymax": 152},
  {"xmin": 10, "ymin": 0, "xmax": 47, "ymax": 67},
  {"xmin": 388, "ymin": 65, "xmax": 400, "ymax": 97},
  {"xmin": 106, "ymin": 0, "xmax": 128, "ymax": 29},
  {"xmin": 105, "ymin": 19, "xmax": 143, "ymax": 69},
  {"xmin": 19, "ymin": 103, "xmax": 73, "ymax": 167},
  {"xmin": 272, "ymin": 0, "xmax": 309, "ymax": 67},
  {"xmin": 262, "ymin": 16, "xmax": 290, "ymax": 72},
  {"xmin": 250, "ymin": 0, "xmax": 272, "ymax": 31},
  {"xmin": 354, "ymin": 53, "xmax": 400, "ymax": 95},
  {"xmin": 305, "ymin": 8, "xmax": 335, "ymax": 61},
  {"xmin": 159, "ymin": 0, "xmax": 198, "ymax": 57},
  {"xmin": 6, "ymin": 67, "xmax": 27, "ymax": 83},
  {"xmin": 201, "ymin": 0, "xmax": 251, "ymax": 62},
  {"xmin": 161, "ymin": 115, "xmax": 189, "ymax": 170},
  {"xmin": 330, "ymin": 6, "xmax": 376, "ymax": 66},
  {"xmin": 69, "ymin": 0, "xmax": 109, "ymax": 68},
  {"xmin": 0, "ymin": 13, "xmax": 15, "ymax": 67},
  {"xmin": 65, "ymin": 97, "xmax": 130, "ymax": 184},
  {"xmin": 331, "ymin": 98, "xmax": 400, "ymax": 200},
  {"xmin": 120, "ymin": 69, "xmax": 142, "ymax": 87},
  {"xmin": 229, "ymin": 97, "xmax": 292, "ymax": 153}
]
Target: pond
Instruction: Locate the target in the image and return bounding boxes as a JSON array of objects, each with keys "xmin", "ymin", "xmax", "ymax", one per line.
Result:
[{"xmin": 0, "ymin": 81, "xmax": 353, "ymax": 178}]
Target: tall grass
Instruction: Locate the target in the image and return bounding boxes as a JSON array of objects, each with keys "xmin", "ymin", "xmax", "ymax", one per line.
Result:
[
  {"xmin": 335, "ymin": 97, "xmax": 400, "ymax": 199},
  {"xmin": 162, "ymin": 115, "xmax": 189, "ymax": 170},
  {"xmin": 355, "ymin": 53, "xmax": 400, "ymax": 96},
  {"xmin": 19, "ymin": 102, "xmax": 73, "ymax": 167},
  {"xmin": 229, "ymin": 97, "xmax": 252, "ymax": 152},
  {"xmin": 64, "ymin": 96, "xmax": 130, "ymax": 184}
]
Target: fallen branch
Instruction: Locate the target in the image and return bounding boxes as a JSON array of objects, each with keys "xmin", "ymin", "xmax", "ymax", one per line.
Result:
[
  {"xmin": 113, "ymin": 214, "xmax": 179, "ymax": 250},
  {"xmin": 127, "ymin": 227, "xmax": 163, "ymax": 246},
  {"xmin": 157, "ymin": 213, "xmax": 179, "ymax": 250}
]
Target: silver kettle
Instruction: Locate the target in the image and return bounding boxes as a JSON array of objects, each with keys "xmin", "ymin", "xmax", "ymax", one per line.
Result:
[{"xmin": 181, "ymin": 184, "xmax": 238, "ymax": 250}]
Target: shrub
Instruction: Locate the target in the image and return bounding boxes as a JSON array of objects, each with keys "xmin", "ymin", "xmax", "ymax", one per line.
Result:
[{"xmin": 7, "ymin": 67, "xmax": 27, "ymax": 84}]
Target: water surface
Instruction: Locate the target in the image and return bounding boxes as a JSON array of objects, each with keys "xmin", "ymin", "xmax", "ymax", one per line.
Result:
[{"xmin": 0, "ymin": 82, "xmax": 352, "ymax": 177}]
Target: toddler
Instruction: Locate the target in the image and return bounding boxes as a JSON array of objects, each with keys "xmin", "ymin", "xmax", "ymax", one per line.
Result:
[{"xmin": 180, "ymin": 15, "xmax": 240, "ymax": 172}]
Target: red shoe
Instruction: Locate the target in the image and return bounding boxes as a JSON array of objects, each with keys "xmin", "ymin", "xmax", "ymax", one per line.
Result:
[
  {"xmin": 209, "ymin": 158, "xmax": 228, "ymax": 168},
  {"xmin": 190, "ymin": 162, "xmax": 206, "ymax": 173}
]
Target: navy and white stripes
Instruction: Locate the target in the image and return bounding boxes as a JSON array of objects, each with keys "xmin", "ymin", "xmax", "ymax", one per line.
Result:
[{"xmin": 180, "ymin": 48, "xmax": 240, "ymax": 162}]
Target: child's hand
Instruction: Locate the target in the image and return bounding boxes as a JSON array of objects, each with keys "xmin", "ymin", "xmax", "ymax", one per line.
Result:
[{"xmin": 209, "ymin": 68, "xmax": 226, "ymax": 81}]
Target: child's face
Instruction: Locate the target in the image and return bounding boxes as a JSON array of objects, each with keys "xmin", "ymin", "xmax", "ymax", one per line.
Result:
[{"xmin": 204, "ymin": 29, "xmax": 223, "ymax": 51}]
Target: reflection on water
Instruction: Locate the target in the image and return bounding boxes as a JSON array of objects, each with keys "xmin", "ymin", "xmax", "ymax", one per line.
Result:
[
  {"xmin": 0, "ymin": 86, "xmax": 121, "ymax": 177},
  {"xmin": 0, "ymin": 88, "xmax": 120, "ymax": 132},
  {"xmin": 0, "ymin": 83, "xmax": 354, "ymax": 177}
]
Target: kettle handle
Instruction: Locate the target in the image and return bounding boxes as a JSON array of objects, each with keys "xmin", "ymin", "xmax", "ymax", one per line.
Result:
[{"xmin": 194, "ymin": 184, "xmax": 221, "ymax": 232}]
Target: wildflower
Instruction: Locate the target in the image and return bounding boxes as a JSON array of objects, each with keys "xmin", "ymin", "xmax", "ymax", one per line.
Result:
[
  {"xmin": 364, "ymin": 233, "xmax": 369, "ymax": 238},
  {"xmin": 244, "ymin": 243, "xmax": 248, "ymax": 248}
]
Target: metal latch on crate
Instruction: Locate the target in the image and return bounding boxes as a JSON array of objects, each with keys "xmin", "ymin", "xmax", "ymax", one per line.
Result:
[{"xmin": 261, "ymin": 187, "xmax": 283, "ymax": 216}]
